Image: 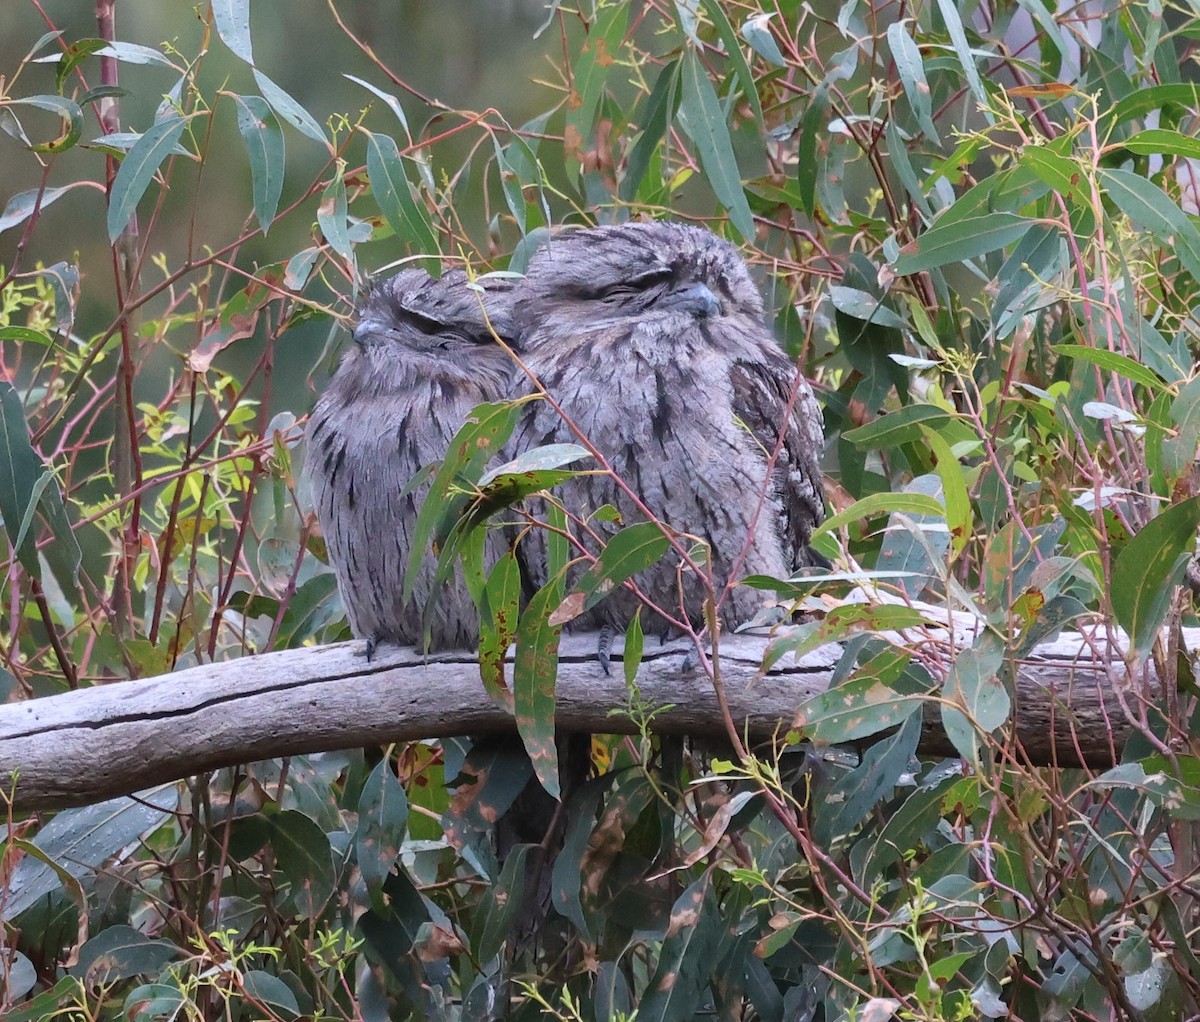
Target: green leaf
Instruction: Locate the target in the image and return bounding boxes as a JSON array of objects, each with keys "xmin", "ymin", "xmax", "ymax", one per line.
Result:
[
  {"xmin": 941, "ymin": 632, "xmax": 1008, "ymax": 761},
  {"xmin": 620, "ymin": 59, "xmax": 680, "ymax": 204},
  {"xmin": 794, "ymin": 660, "xmax": 928, "ymax": 744},
  {"xmin": 363, "ymin": 130, "xmax": 439, "ymax": 258},
  {"xmin": 741, "ymin": 13, "xmax": 786, "ymax": 67},
  {"xmin": 344, "ymin": 74, "xmax": 411, "ymax": 141},
  {"xmin": 106, "ymin": 114, "xmax": 189, "ymax": 242},
  {"xmin": 1090, "ymin": 760, "xmax": 1200, "ymax": 821},
  {"xmin": 96, "ymin": 40, "xmax": 180, "ymax": 68},
  {"xmin": 478, "ymin": 443, "xmax": 590, "ymax": 486},
  {"xmin": 811, "ymin": 490, "xmax": 946, "ymax": 541},
  {"xmin": 211, "ymin": 0, "xmax": 253, "ymax": 63},
  {"xmin": 356, "ymin": 762, "xmax": 408, "ymax": 892},
  {"xmin": 473, "ymin": 843, "xmax": 531, "ymax": 962},
  {"xmin": 492, "ymin": 134, "xmax": 527, "ymax": 234},
  {"xmin": 317, "ymin": 167, "xmax": 353, "ymax": 264},
  {"xmin": 0, "ymin": 327, "xmax": 54, "ymax": 346},
  {"xmin": 935, "ymin": 0, "xmax": 993, "ymax": 123},
  {"xmin": 1163, "ymin": 377, "xmax": 1200, "ymax": 487},
  {"xmin": 1103, "ymin": 84, "xmax": 1200, "ymax": 131},
  {"xmin": 1098, "ymin": 167, "xmax": 1200, "ymax": 282},
  {"xmin": 887, "ymin": 21, "xmax": 939, "ymax": 143},
  {"xmin": 1051, "ymin": 343, "xmax": 1166, "ymax": 392},
  {"xmin": 698, "ymin": 0, "xmax": 763, "ymax": 127},
  {"xmin": 552, "ymin": 521, "xmax": 670, "ymax": 625},
  {"xmin": 122, "ymin": 984, "xmax": 187, "ymax": 1022},
  {"xmin": 550, "ymin": 775, "xmax": 612, "ymax": 940},
  {"xmin": 443, "ymin": 738, "xmax": 534, "ymax": 857},
  {"xmin": 513, "ymin": 576, "xmax": 566, "ymax": 800},
  {"xmin": 5, "ymin": 787, "xmax": 177, "ymax": 918},
  {"xmin": 253, "ymin": 68, "xmax": 327, "ymax": 145},
  {"xmin": 0, "ymin": 383, "xmax": 71, "ymax": 579},
  {"xmin": 1112, "ymin": 497, "xmax": 1200, "ymax": 659},
  {"xmin": 479, "ymin": 551, "xmax": 521, "ymax": 709},
  {"xmin": 624, "ymin": 608, "xmax": 644, "ymax": 688},
  {"xmin": 404, "ymin": 401, "xmax": 518, "ymax": 605},
  {"xmin": 815, "ymin": 712, "xmax": 920, "ymax": 845},
  {"xmin": 564, "ymin": 3, "xmax": 629, "ymax": 185},
  {"xmin": 231, "ymin": 93, "xmax": 284, "ymax": 235},
  {"xmin": 830, "ymin": 286, "xmax": 907, "ymax": 329},
  {"xmin": 1121, "ymin": 128, "xmax": 1200, "ymax": 160},
  {"xmin": 240, "ymin": 973, "xmax": 300, "ymax": 1018},
  {"xmin": 267, "ymin": 811, "xmax": 336, "ymax": 919},
  {"xmin": 57, "ymin": 39, "xmax": 107, "ymax": 95},
  {"xmin": 677, "ymin": 46, "xmax": 755, "ymax": 241},
  {"xmin": 796, "ymin": 84, "xmax": 830, "ymax": 218},
  {"xmin": 893, "ymin": 213, "xmax": 1036, "ymax": 274},
  {"xmin": 7, "ymin": 95, "xmax": 83, "ymax": 154},
  {"xmin": 920, "ymin": 426, "xmax": 971, "ymax": 559},
  {"xmin": 766, "ymin": 605, "xmax": 932, "ymax": 670},
  {"xmin": 358, "ymin": 867, "xmax": 429, "ymax": 967},
  {"xmin": 638, "ymin": 876, "xmax": 722, "ymax": 1022},
  {"xmin": 70, "ymin": 927, "xmax": 183, "ymax": 984},
  {"xmin": 1021, "ymin": 145, "xmax": 1079, "ymax": 197},
  {"xmin": 843, "ymin": 404, "xmax": 957, "ymax": 449},
  {"xmin": 0, "ymin": 185, "xmax": 74, "ymax": 235}
]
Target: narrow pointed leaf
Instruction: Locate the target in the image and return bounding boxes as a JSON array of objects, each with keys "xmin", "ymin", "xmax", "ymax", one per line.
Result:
[
  {"xmin": 1112, "ymin": 497, "xmax": 1200, "ymax": 658},
  {"xmin": 0, "ymin": 185, "xmax": 74, "ymax": 235},
  {"xmin": 211, "ymin": 0, "xmax": 253, "ymax": 63},
  {"xmin": 231, "ymin": 93, "xmax": 283, "ymax": 234},
  {"xmin": 553, "ymin": 521, "xmax": 670, "ymax": 625},
  {"xmin": 936, "ymin": 0, "xmax": 993, "ymax": 123},
  {"xmin": 9, "ymin": 95, "xmax": 83, "ymax": 154},
  {"xmin": 363, "ymin": 129, "xmax": 438, "ymax": 257},
  {"xmin": 697, "ymin": 0, "xmax": 763, "ymax": 126},
  {"xmin": 356, "ymin": 761, "xmax": 408, "ymax": 891},
  {"xmin": 1099, "ymin": 167, "xmax": 1200, "ymax": 283},
  {"xmin": 106, "ymin": 114, "xmax": 189, "ymax": 241},
  {"xmin": 678, "ymin": 47, "xmax": 755, "ymax": 241},
  {"xmin": 941, "ymin": 632, "xmax": 1008, "ymax": 761},
  {"xmin": 317, "ymin": 168, "xmax": 353, "ymax": 264},
  {"xmin": 620, "ymin": 59, "xmax": 680, "ymax": 203},
  {"xmin": 513, "ymin": 575, "xmax": 566, "ymax": 800},
  {"xmin": 253, "ymin": 68, "xmax": 327, "ymax": 145},
  {"xmin": 887, "ymin": 22, "xmax": 939, "ymax": 143},
  {"xmin": 1051, "ymin": 343, "xmax": 1166, "ymax": 392},
  {"xmin": 893, "ymin": 213, "xmax": 1035, "ymax": 273},
  {"xmin": 473, "ymin": 843, "xmax": 531, "ymax": 962}
]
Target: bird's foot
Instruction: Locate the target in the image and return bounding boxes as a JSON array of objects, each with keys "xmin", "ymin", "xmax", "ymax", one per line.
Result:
[
  {"xmin": 362, "ymin": 634, "xmax": 382, "ymax": 662},
  {"xmin": 679, "ymin": 624, "xmax": 710, "ymax": 676},
  {"xmin": 597, "ymin": 625, "xmax": 613, "ymax": 676}
]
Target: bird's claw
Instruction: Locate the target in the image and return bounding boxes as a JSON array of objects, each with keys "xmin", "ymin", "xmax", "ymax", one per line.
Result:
[{"xmin": 597, "ymin": 625, "xmax": 613, "ymax": 676}]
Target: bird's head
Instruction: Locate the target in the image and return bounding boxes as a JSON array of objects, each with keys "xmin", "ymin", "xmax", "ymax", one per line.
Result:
[
  {"xmin": 352, "ymin": 268, "xmax": 517, "ymax": 356},
  {"xmin": 516, "ymin": 221, "xmax": 765, "ymax": 336}
]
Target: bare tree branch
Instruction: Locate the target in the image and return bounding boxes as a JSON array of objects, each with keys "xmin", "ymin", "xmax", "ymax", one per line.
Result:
[{"xmin": 0, "ymin": 625, "xmax": 1161, "ymax": 812}]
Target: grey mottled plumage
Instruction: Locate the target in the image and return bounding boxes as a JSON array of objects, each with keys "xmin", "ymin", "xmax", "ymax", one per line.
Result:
[
  {"xmin": 510, "ymin": 221, "xmax": 825, "ymax": 633},
  {"xmin": 305, "ymin": 268, "xmax": 516, "ymax": 651}
]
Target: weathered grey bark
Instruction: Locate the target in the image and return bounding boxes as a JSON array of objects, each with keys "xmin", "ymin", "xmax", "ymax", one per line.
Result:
[{"xmin": 0, "ymin": 625, "xmax": 1170, "ymax": 811}]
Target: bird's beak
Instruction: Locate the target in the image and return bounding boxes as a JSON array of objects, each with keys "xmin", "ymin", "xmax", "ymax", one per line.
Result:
[
  {"xmin": 669, "ymin": 281, "xmax": 722, "ymax": 318},
  {"xmin": 352, "ymin": 319, "xmax": 377, "ymax": 345}
]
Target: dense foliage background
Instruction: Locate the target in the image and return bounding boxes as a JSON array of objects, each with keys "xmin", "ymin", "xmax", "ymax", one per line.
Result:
[{"xmin": 3, "ymin": 0, "xmax": 1200, "ymax": 1019}]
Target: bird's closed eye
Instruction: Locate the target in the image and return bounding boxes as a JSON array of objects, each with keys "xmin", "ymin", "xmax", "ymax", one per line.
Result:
[{"xmin": 596, "ymin": 269, "xmax": 673, "ymax": 302}]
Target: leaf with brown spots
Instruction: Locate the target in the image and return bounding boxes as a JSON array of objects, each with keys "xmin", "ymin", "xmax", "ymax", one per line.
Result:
[
  {"xmin": 356, "ymin": 761, "xmax": 408, "ymax": 893},
  {"xmin": 513, "ymin": 573, "xmax": 566, "ymax": 799},
  {"xmin": 442, "ymin": 738, "xmax": 534, "ymax": 851},
  {"xmin": 638, "ymin": 874, "xmax": 722, "ymax": 1022},
  {"xmin": 478, "ymin": 552, "xmax": 521, "ymax": 712},
  {"xmin": 472, "ymin": 842, "xmax": 532, "ymax": 962}
]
